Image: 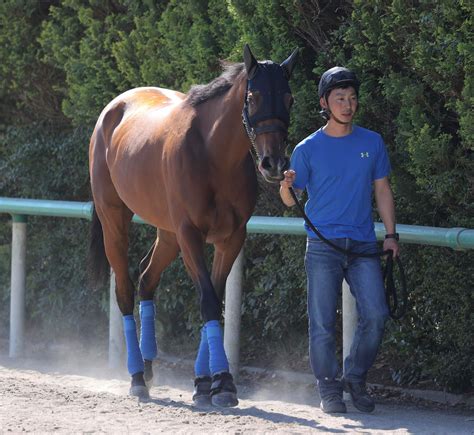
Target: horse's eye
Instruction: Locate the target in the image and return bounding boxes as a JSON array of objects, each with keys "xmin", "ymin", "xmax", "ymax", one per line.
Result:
[
  {"xmin": 247, "ymin": 91, "xmax": 260, "ymax": 116},
  {"xmin": 285, "ymin": 94, "xmax": 294, "ymax": 110}
]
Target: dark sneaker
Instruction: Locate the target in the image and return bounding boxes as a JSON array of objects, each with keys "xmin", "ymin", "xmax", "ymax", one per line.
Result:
[
  {"xmin": 320, "ymin": 393, "xmax": 347, "ymax": 414},
  {"xmin": 344, "ymin": 380, "xmax": 375, "ymax": 413}
]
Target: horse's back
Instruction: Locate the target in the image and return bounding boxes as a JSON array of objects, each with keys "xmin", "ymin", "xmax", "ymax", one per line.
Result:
[
  {"xmin": 109, "ymin": 86, "xmax": 185, "ymax": 113},
  {"xmin": 91, "ymin": 86, "xmax": 186, "ymax": 154},
  {"xmin": 90, "ymin": 87, "xmax": 188, "ymax": 228}
]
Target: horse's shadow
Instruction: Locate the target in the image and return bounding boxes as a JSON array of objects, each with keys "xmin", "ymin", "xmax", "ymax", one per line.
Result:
[{"xmin": 139, "ymin": 396, "xmax": 345, "ymax": 433}]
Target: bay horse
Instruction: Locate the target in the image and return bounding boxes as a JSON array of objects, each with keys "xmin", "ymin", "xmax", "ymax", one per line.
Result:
[{"xmin": 89, "ymin": 45, "xmax": 298, "ymax": 407}]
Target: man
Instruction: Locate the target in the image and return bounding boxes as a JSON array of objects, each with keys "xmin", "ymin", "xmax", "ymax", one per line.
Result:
[{"xmin": 280, "ymin": 67, "xmax": 399, "ymax": 414}]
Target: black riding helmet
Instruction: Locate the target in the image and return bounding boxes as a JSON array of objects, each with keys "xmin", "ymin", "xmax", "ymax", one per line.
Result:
[
  {"xmin": 318, "ymin": 66, "xmax": 360, "ymax": 99},
  {"xmin": 318, "ymin": 67, "xmax": 360, "ymax": 120}
]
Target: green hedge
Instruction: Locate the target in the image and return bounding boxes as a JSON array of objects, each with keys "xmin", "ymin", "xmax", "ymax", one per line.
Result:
[{"xmin": 0, "ymin": 0, "xmax": 472, "ymax": 393}]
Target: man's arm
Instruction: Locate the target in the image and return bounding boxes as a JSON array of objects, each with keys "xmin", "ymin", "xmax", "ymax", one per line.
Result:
[
  {"xmin": 279, "ymin": 170, "xmax": 301, "ymax": 207},
  {"xmin": 374, "ymin": 176, "xmax": 400, "ymax": 257}
]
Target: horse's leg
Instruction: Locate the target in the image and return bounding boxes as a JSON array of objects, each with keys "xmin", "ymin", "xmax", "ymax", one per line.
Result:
[
  {"xmin": 137, "ymin": 229, "xmax": 180, "ymax": 389},
  {"xmin": 211, "ymin": 228, "xmax": 246, "ymax": 301},
  {"xmin": 205, "ymin": 228, "xmax": 246, "ymax": 406},
  {"xmin": 94, "ymin": 197, "xmax": 148, "ymax": 399},
  {"xmin": 97, "ymin": 204, "xmax": 148, "ymax": 397},
  {"xmin": 176, "ymin": 225, "xmax": 240, "ymax": 407}
]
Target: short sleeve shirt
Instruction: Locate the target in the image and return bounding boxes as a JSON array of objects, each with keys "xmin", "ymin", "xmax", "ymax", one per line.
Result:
[{"xmin": 290, "ymin": 125, "xmax": 391, "ymax": 241}]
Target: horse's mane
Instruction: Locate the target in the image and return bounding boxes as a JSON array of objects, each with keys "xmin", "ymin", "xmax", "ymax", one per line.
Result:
[{"xmin": 185, "ymin": 63, "xmax": 245, "ymax": 107}]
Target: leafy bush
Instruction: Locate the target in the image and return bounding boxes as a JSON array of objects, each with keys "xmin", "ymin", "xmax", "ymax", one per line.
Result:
[{"xmin": 0, "ymin": 0, "xmax": 472, "ymax": 393}]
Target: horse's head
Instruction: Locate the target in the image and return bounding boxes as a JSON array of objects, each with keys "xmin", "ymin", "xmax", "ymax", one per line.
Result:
[{"xmin": 242, "ymin": 45, "xmax": 298, "ymax": 183}]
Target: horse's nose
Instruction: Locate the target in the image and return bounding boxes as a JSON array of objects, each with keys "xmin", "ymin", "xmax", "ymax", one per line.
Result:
[
  {"xmin": 260, "ymin": 156, "xmax": 276, "ymax": 172},
  {"xmin": 261, "ymin": 156, "xmax": 290, "ymax": 176},
  {"xmin": 261, "ymin": 156, "xmax": 271, "ymax": 171}
]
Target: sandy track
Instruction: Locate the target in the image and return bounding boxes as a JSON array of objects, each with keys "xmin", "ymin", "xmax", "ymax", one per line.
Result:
[{"xmin": 0, "ymin": 362, "xmax": 472, "ymax": 434}]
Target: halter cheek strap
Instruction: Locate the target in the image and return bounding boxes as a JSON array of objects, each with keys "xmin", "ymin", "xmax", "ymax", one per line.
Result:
[{"xmin": 242, "ymin": 102, "xmax": 257, "ymax": 144}]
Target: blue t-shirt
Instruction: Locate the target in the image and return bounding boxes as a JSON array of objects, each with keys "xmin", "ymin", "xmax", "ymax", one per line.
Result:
[{"xmin": 290, "ymin": 125, "xmax": 391, "ymax": 241}]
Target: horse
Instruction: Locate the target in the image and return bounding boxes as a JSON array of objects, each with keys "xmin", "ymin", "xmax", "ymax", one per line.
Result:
[{"xmin": 88, "ymin": 44, "xmax": 298, "ymax": 407}]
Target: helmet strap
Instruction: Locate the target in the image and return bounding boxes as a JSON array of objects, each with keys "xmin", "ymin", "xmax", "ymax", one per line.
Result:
[{"xmin": 319, "ymin": 109, "xmax": 330, "ymax": 121}]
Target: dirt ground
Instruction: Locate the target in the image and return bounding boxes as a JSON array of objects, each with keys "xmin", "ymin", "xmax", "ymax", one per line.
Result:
[{"xmin": 0, "ymin": 352, "xmax": 472, "ymax": 434}]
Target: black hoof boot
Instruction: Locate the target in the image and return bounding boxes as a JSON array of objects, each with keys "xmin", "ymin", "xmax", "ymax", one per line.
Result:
[
  {"xmin": 192, "ymin": 376, "xmax": 212, "ymax": 407},
  {"xmin": 144, "ymin": 360, "xmax": 154, "ymax": 390},
  {"xmin": 210, "ymin": 372, "xmax": 238, "ymax": 408},
  {"xmin": 130, "ymin": 372, "xmax": 150, "ymax": 400}
]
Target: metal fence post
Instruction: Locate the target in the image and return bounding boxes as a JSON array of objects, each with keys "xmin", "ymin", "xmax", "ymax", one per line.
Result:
[
  {"xmin": 9, "ymin": 215, "xmax": 27, "ymax": 358},
  {"xmin": 223, "ymin": 248, "xmax": 244, "ymax": 380},
  {"xmin": 342, "ymin": 279, "xmax": 357, "ymax": 399},
  {"xmin": 108, "ymin": 270, "xmax": 124, "ymax": 369}
]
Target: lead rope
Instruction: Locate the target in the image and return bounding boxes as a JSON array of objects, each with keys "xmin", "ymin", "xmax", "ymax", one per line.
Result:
[{"xmin": 288, "ymin": 186, "xmax": 408, "ymax": 319}]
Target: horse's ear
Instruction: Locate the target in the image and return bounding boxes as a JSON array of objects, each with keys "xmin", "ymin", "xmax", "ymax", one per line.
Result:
[
  {"xmin": 281, "ymin": 47, "xmax": 299, "ymax": 80},
  {"xmin": 244, "ymin": 44, "xmax": 259, "ymax": 79}
]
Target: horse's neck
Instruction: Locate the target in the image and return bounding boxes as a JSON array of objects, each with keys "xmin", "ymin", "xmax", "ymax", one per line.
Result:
[{"xmin": 197, "ymin": 75, "xmax": 250, "ymax": 171}]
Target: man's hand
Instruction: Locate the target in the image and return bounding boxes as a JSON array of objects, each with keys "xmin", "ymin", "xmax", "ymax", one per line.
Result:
[
  {"xmin": 280, "ymin": 169, "xmax": 296, "ymax": 189},
  {"xmin": 279, "ymin": 170, "xmax": 298, "ymax": 206},
  {"xmin": 383, "ymin": 238, "xmax": 400, "ymax": 258}
]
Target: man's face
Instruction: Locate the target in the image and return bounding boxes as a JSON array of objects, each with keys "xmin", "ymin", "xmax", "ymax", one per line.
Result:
[{"xmin": 320, "ymin": 86, "xmax": 358, "ymax": 124}]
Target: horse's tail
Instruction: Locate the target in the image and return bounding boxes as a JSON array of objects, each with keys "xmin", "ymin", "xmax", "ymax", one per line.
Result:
[{"xmin": 88, "ymin": 204, "xmax": 110, "ymax": 289}]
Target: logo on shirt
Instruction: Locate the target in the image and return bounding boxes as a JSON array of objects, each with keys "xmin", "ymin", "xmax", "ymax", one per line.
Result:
[{"xmin": 360, "ymin": 152, "xmax": 369, "ymax": 158}]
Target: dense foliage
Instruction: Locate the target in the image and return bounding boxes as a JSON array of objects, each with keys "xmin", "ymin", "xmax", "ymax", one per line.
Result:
[{"xmin": 0, "ymin": 0, "xmax": 472, "ymax": 393}]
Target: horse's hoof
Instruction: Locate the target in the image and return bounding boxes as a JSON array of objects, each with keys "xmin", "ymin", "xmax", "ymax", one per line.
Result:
[
  {"xmin": 211, "ymin": 391, "xmax": 239, "ymax": 408},
  {"xmin": 210, "ymin": 372, "xmax": 239, "ymax": 408},
  {"xmin": 144, "ymin": 359, "xmax": 154, "ymax": 390},
  {"xmin": 192, "ymin": 376, "xmax": 212, "ymax": 407},
  {"xmin": 193, "ymin": 394, "xmax": 212, "ymax": 407},
  {"xmin": 130, "ymin": 372, "xmax": 150, "ymax": 399},
  {"xmin": 129, "ymin": 385, "xmax": 150, "ymax": 400}
]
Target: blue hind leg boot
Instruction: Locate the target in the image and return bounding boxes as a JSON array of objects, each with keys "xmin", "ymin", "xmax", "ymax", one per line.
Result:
[
  {"xmin": 194, "ymin": 324, "xmax": 211, "ymax": 377},
  {"xmin": 123, "ymin": 315, "xmax": 144, "ymax": 375},
  {"xmin": 139, "ymin": 300, "xmax": 157, "ymax": 361},
  {"xmin": 206, "ymin": 320, "xmax": 229, "ymax": 374}
]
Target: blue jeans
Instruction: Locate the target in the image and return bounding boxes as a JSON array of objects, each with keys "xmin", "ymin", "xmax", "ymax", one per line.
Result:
[{"xmin": 305, "ymin": 238, "xmax": 389, "ymax": 397}]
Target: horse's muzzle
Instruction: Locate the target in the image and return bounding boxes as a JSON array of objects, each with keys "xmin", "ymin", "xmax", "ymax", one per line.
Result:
[{"xmin": 258, "ymin": 156, "xmax": 289, "ymax": 183}]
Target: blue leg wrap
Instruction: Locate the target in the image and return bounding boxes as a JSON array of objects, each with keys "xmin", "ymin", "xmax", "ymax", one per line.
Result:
[
  {"xmin": 139, "ymin": 300, "xmax": 157, "ymax": 361},
  {"xmin": 206, "ymin": 320, "xmax": 229, "ymax": 374},
  {"xmin": 123, "ymin": 315, "xmax": 144, "ymax": 375},
  {"xmin": 194, "ymin": 325, "xmax": 211, "ymax": 377}
]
